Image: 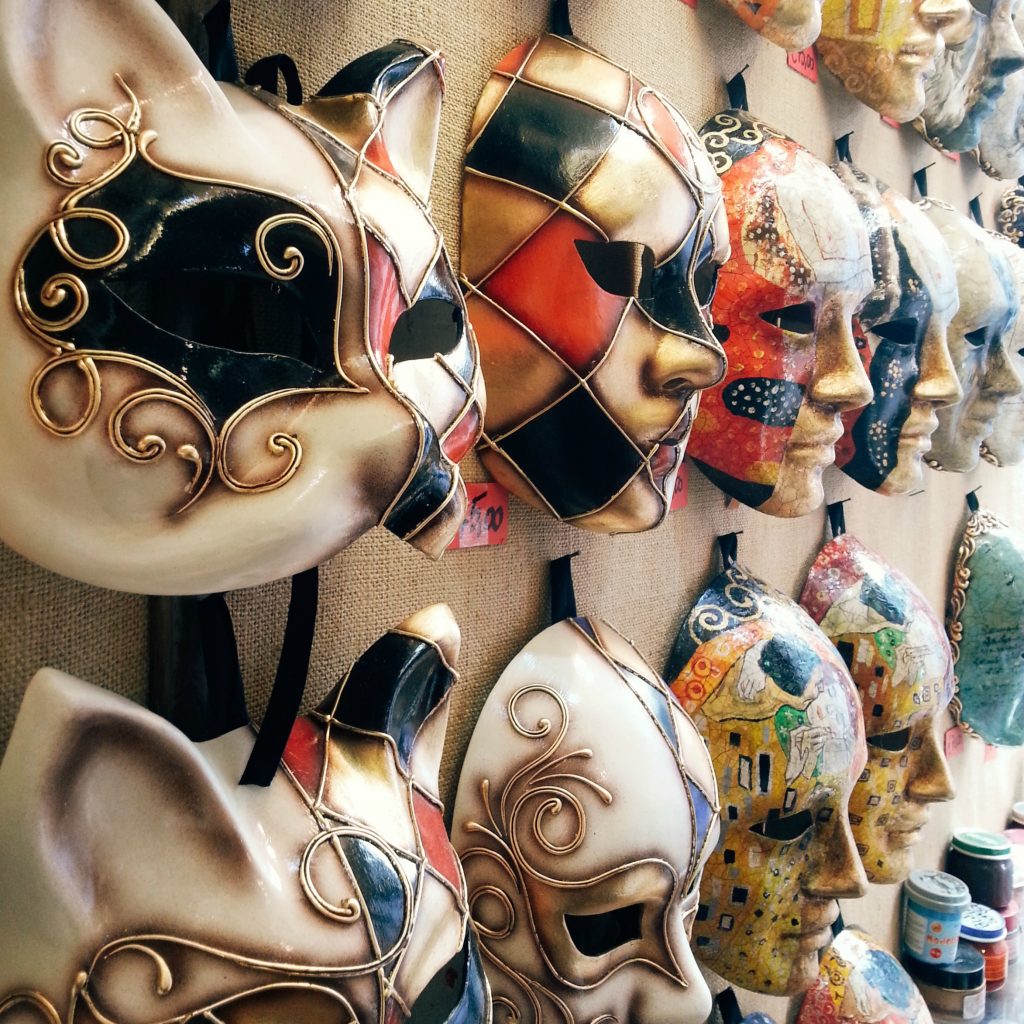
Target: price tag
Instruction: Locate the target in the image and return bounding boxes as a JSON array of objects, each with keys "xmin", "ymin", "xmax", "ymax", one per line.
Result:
[
  {"xmin": 942, "ymin": 149, "xmax": 960, "ymax": 163},
  {"xmin": 448, "ymin": 482, "xmax": 509, "ymax": 550},
  {"xmin": 786, "ymin": 47, "xmax": 818, "ymax": 83},
  {"xmin": 680, "ymin": 0, "xmax": 698, "ymax": 9},
  {"xmin": 670, "ymin": 462, "xmax": 689, "ymax": 511},
  {"xmin": 944, "ymin": 725, "xmax": 965, "ymax": 759},
  {"xmin": 985, "ymin": 743, "xmax": 998, "ymax": 762},
  {"xmin": 880, "ymin": 115, "xmax": 900, "ymax": 129}
]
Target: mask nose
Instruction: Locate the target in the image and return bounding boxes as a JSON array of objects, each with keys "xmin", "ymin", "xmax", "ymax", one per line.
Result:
[
  {"xmin": 990, "ymin": 22, "xmax": 1024, "ymax": 75},
  {"xmin": 914, "ymin": 323, "xmax": 963, "ymax": 408},
  {"xmin": 803, "ymin": 811, "xmax": 869, "ymax": 900},
  {"xmin": 983, "ymin": 334, "xmax": 1024, "ymax": 400},
  {"xmin": 906, "ymin": 727, "xmax": 956, "ymax": 803},
  {"xmin": 807, "ymin": 302, "xmax": 874, "ymax": 413},
  {"xmin": 648, "ymin": 334, "xmax": 726, "ymax": 395},
  {"xmin": 917, "ymin": 0, "xmax": 973, "ymax": 39}
]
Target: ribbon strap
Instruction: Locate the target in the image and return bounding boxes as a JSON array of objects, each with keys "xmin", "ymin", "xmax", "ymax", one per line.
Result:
[{"xmin": 550, "ymin": 552, "xmax": 580, "ymax": 623}]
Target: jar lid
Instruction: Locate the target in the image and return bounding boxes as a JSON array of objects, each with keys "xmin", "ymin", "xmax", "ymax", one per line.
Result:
[
  {"xmin": 951, "ymin": 829, "xmax": 1012, "ymax": 859},
  {"xmin": 961, "ymin": 903, "xmax": 1007, "ymax": 942},
  {"xmin": 1001, "ymin": 898, "xmax": 1019, "ymax": 931},
  {"xmin": 904, "ymin": 868, "xmax": 972, "ymax": 911},
  {"xmin": 1012, "ymin": 801, "xmax": 1024, "ymax": 826},
  {"xmin": 902, "ymin": 946, "xmax": 985, "ymax": 990}
]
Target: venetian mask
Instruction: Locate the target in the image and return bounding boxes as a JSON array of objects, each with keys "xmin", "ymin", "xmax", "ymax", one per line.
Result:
[
  {"xmin": 800, "ymin": 533, "xmax": 955, "ymax": 884},
  {"xmin": 997, "ymin": 182, "xmax": 1024, "ymax": 243},
  {"xmin": 817, "ymin": 0, "xmax": 973, "ymax": 121},
  {"xmin": 690, "ymin": 112, "xmax": 873, "ymax": 517},
  {"xmin": 948, "ymin": 505, "xmax": 1024, "ymax": 746},
  {"xmin": 0, "ymin": 605, "xmax": 487, "ymax": 1024},
  {"xmin": 462, "ymin": 32, "xmax": 728, "ymax": 534},
  {"xmin": 712, "ymin": 0, "xmax": 823, "ymax": 52},
  {"xmin": 831, "ymin": 162, "xmax": 962, "ymax": 494},
  {"xmin": 981, "ymin": 239, "xmax": 1024, "ymax": 465},
  {"xmin": 977, "ymin": 0, "xmax": 1024, "ymax": 177},
  {"xmin": 920, "ymin": 200, "xmax": 1022, "ymax": 472},
  {"xmin": 452, "ymin": 616, "xmax": 720, "ymax": 1024},
  {"xmin": 797, "ymin": 927, "xmax": 932, "ymax": 1024},
  {"xmin": 916, "ymin": 0, "xmax": 1024, "ymax": 153},
  {"xmin": 0, "ymin": 0, "xmax": 483, "ymax": 595},
  {"xmin": 666, "ymin": 562, "xmax": 868, "ymax": 996}
]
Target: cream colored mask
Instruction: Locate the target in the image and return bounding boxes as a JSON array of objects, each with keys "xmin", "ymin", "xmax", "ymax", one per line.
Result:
[
  {"xmin": 801, "ymin": 531, "xmax": 955, "ymax": 884},
  {"xmin": 0, "ymin": 605, "xmax": 487, "ymax": 1024},
  {"xmin": 0, "ymin": 0, "xmax": 483, "ymax": 594},
  {"xmin": 920, "ymin": 201, "xmax": 1023, "ymax": 471},
  {"xmin": 712, "ymin": 0, "xmax": 823, "ymax": 52},
  {"xmin": 817, "ymin": 0, "xmax": 972, "ymax": 121},
  {"xmin": 977, "ymin": 0, "xmax": 1024, "ymax": 177},
  {"xmin": 667, "ymin": 559, "xmax": 868, "ymax": 996},
  {"xmin": 916, "ymin": 0, "xmax": 1024, "ymax": 154},
  {"xmin": 452, "ymin": 616, "xmax": 720, "ymax": 1024},
  {"xmin": 981, "ymin": 239, "xmax": 1024, "ymax": 466}
]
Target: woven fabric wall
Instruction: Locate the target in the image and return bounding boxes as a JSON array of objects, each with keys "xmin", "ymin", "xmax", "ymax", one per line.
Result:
[{"xmin": 1, "ymin": 1, "xmax": 1023, "ymax": 1020}]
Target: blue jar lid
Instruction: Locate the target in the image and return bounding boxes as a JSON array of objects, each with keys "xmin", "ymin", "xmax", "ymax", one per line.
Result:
[
  {"xmin": 960, "ymin": 902, "xmax": 1007, "ymax": 942},
  {"xmin": 904, "ymin": 868, "xmax": 971, "ymax": 911}
]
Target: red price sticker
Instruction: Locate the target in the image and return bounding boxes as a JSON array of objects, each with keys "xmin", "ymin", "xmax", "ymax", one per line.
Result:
[
  {"xmin": 448, "ymin": 482, "xmax": 509, "ymax": 550},
  {"xmin": 985, "ymin": 743, "xmax": 998, "ymax": 762},
  {"xmin": 786, "ymin": 46, "xmax": 818, "ymax": 83},
  {"xmin": 670, "ymin": 462, "xmax": 689, "ymax": 511},
  {"xmin": 880, "ymin": 114, "xmax": 900, "ymax": 129},
  {"xmin": 942, "ymin": 149, "xmax": 960, "ymax": 163},
  {"xmin": 944, "ymin": 725, "xmax": 965, "ymax": 759},
  {"xmin": 680, "ymin": 0, "xmax": 698, "ymax": 9}
]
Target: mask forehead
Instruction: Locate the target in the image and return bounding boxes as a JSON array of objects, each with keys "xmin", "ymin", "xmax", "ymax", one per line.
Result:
[
  {"xmin": 463, "ymin": 33, "xmax": 728, "ymax": 535},
  {"xmin": 453, "ymin": 616, "xmax": 719, "ymax": 1024}
]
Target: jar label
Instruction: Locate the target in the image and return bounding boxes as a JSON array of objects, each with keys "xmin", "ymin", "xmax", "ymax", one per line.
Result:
[{"xmin": 904, "ymin": 900, "xmax": 962, "ymax": 963}]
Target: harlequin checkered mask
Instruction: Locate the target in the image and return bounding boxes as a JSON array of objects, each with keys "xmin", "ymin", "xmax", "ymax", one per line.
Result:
[
  {"xmin": 0, "ymin": 605, "xmax": 487, "ymax": 1024},
  {"xmin": 462, "ymin": 32, "xmax": 727, "ymax": 534},
  {"xmin": 801, "ymin": 533, "xmax": 955, "ymax": 884},
  {"xmin": 666, "ymin": 562, "xmax": 868, "ymax": 995},
  {"xmin": 689, "ymin": 112, "xmax": 873, "ymax": 517},
  {"xmin": 0, "ymin": 0, "xmax": 482, "ymax": 594},
  {"xmin": 452, "ymin": 615, "xmax": 720, "ymax": 1024}
]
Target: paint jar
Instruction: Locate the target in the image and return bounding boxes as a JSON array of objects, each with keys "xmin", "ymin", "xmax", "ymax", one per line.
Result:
[
  {"xmin": 1000, "ymin": 899, "xmax": 1020, "ymax": 964},
  {"xmin": 1007, "ymin": 801, "xmax": 1024, "ymax": 831},
  {"xmin": 946, "ymin": 830, "xmax": 1013, "ymax": 910},
  {"xmin": 959, "ymin": 903, "xmax": 1008, "ymax": 990},
  {"xmin": 902, "ymin": 869, "xmax": 971, "ymax": 965},
  {"xmin": 902, "ymin": 947, "xmax": 986, "ymax": 1022}
]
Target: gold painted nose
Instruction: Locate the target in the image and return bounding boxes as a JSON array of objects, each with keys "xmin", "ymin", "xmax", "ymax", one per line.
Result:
[{"xmin": 649, "ymin": 336, "xmax": 726, "ymax": 395}]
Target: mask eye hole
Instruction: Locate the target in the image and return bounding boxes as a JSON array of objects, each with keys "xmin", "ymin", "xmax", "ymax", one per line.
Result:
[
  {"xmin": 575, "ymin": 240, "xmax": 655, "ymax": 300},
  {"xmin": 390, "ymin": 297, "xmax": 464, "ymax": 363},
  {"xmin": 748, "ymin": 808, "xmax": 814, "ymax": 842},
  {"xmin": 868, "ymin": 727, "xmax": 912, "ymax": 752},
  {"xmin": 759, "ymin": 303, "xmax": 815, "ymax": 335},
  {"xmin": 693, "ymin": 259, "xmax": 720, "ymax": 308},
  {"xmin": 871, "ymin": 318, "xmax": 918, "ymax": 345},
  {"xmin": 965, "ymin": 327, "xmax": 988, "ymax": 347},
  {"xmin": 564, "ymin": 903, "xmax": 644, "ymax": 957}
]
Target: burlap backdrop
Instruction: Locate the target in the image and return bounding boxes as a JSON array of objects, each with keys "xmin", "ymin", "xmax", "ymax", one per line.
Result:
[{"xmin": 1, "ymin": 1, "xmax": 1023, "ymax": 1019}]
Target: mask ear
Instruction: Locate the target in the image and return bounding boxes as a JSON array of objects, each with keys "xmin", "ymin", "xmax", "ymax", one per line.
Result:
[
  {"xmin": 316, "ymin": 603, "xmax": 459, "ymax": 793},
  {"xmin": 306, "ymin": 41, "xmax": 443, "ymax": 205}
]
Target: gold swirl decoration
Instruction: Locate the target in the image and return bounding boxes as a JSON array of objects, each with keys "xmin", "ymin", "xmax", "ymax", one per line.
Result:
[
  {"xmin": 997, "ymin": 188, "xmax": 1024, "ymax": 245},
  {"xmin": 698, "ymin": 112, "xmax": 786, "ymax": 174},
  {"xmin": 13, "ymin": 75, "xmax": 348, "ymax": 515},
  {"xmin": 460, "ymin": 684, "xmax": 614, "ymax": 1024},
  {"xmin": 688, "ymin": 565, "xmax": 762, "ymax": 644},
  {"xmin": 946, "ymin": 509, "xmax": 1005, "ymax": 734}
]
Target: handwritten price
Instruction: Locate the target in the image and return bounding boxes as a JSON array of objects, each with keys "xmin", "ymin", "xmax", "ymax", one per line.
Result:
[
  {"xmin": 786, "ymin": 47, "xmax": 818, "ymax": 84},
  {"xmin": 448, "ymin": 482, "xmax": 509, "ymax": 550}
]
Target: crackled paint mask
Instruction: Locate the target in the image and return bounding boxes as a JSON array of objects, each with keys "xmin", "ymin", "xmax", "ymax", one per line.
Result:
[
  {"xmin": 797, "ymin": 927, "xmax": 932, "ymax": 1024},
  {"xmin": 691, "ymin": 112, "xmax": 873, "ymax": 517},
  {"xmin": 0, "ymin": 605, "xmax": 487, "ymax": 1024},
  {"xmin": 666, "ymin": 564, "xmax": 868, "ymax": 996},
  {"xmin": 917, "ymin": 0, "xmax": 1024, "ymax": 154},
  {"xmin": 920, "ymin": 201, "xmax": 1022, "ymax": 472},
  {"xmin": 818, "ymin": 0, "xmax": 973, "ymax": 121},
  {"xmin": 801, "ymin": 534, "xmax": 955, "ymax": 884},
  {"xmin": 978, "ymin": 0, "xmax": 1024, "ymax": 177},
  {"xmin": 462, "ymin": 33, "xmax": 728, "ymax": 534},
  {"xmin": 948, "ymin": 506, "xmax": 1024, "ymax": 746},
  {"xmin": 831, "ymin": 163, "xmax": 962, "ymax": 494},
  {"xmin": 452, "ymin": 616, "xmax": 721, "ymax": 1024},
  {"xmin": 0, "ymin": 0, "xmax": 483, "ymax": 595},
  {"xmin": 981, "ymin": 240, "xmax": 1024, "ymax": 465},
  {"xmin": 713, "ymin": 0, "xmax": 823, "ymax": 52}
]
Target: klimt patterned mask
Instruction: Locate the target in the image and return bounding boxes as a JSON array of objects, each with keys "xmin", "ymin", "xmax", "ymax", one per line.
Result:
[
  {"xmin": 691, "ymin": 111, "xmax": 873, "ymax": 517},
  {"xmin": 801, "ymin": 532, "xmax": 955, "ymax": 884},
  {"xmin": 463, "ymin": 32, "xmax": 728, "ymax": 534},
  {"xmin": 667, "ymin": 561, "xmax": 868, "ymax": 996},
  {"xmin": 0, "ymin": 0, "xmax": 483, "ymax": 594}
]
